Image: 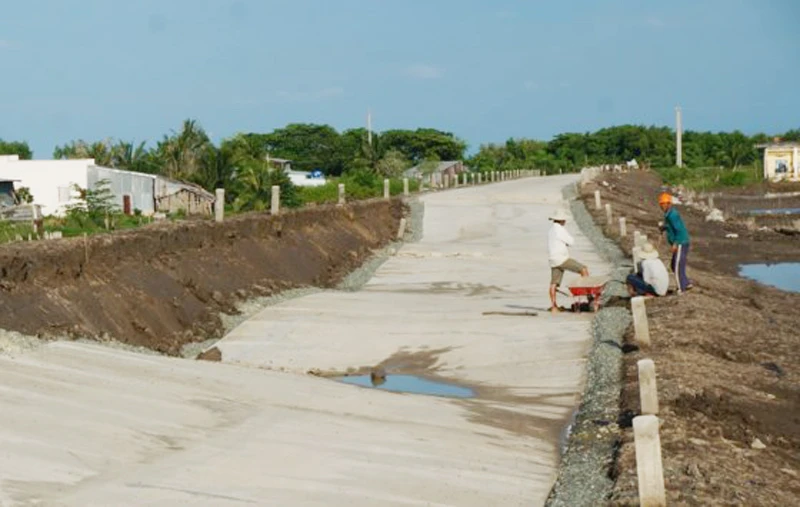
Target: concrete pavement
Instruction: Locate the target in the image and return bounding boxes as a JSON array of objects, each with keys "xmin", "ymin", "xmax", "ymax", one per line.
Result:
[{"xmin": 0, "ymin": 175, "xmax": 609, "ymax": 506}]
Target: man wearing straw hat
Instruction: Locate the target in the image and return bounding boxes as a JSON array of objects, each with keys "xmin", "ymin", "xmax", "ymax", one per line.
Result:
[
  {"xmin": 626, "ymin": 242, "xmax": 669, "ymax": 297},
  {"xmin": 548, "ymin": 208, "xmax": 589, "ymax": 313}
]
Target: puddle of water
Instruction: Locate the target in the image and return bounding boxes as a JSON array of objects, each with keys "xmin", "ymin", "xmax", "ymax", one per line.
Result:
[
  {"xmin": 336, "ymin": 374, "xmax": 475, "ymax": 398},
  {"xmin": 739, "ymin": 263, "xmax": 800, "ymax": 293},
  {"xmin": 746, "ymin": 208, "xmax": 800, "ymax": 216}
]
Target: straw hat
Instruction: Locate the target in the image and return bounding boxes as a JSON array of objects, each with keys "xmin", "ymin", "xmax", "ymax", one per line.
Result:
[
  {"xmin": 549, "ymin": 209, "xmax": 569, "ymax": 222},
  {"xmin": 640, "ymin": 242, "xmax": 659, "ymax": 260}
]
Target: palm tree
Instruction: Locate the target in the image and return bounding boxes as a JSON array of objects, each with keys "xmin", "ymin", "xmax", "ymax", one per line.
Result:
[{"xmin": 156, "ymin": 119, "xmax": 211, "ymax": 179}]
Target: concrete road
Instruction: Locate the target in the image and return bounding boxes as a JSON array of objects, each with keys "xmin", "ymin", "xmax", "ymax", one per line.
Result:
[{"xmin": 0, "ymin": 175, "xmax": 608, "ymax": 506}]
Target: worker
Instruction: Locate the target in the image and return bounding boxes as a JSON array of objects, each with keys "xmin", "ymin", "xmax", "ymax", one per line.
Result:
[
  {"xmin": 548, "ymin": 209, "xmax": 589, "ymax": 313},
  {"xmin": 626, "ymin": 242, "xmax": 669, "ymax": 297},
  {"xmin": 658, "ymin": 192, "xmax": 693, "ymax": 293}
]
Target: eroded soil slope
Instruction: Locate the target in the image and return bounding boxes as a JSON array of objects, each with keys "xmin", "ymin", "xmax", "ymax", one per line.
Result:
[
  {"xmin": 582, "ymin": 172, "xmax": 800, "ymax": 506},
  {"xmin": 0, "ymin": 200, "xmax": 403, "ymax": 355}
]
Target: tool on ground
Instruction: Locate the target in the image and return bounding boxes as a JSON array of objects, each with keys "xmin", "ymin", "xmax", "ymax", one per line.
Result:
[{"xmin": 482, "ymin": 311, "xmax": 538, "ymax": 317}]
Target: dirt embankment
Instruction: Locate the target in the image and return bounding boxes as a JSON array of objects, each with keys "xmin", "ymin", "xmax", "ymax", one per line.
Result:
[
  {"xmin": 0, "ymin": 200, "xmax": 404, "ymax": 355},
  {"xmin": 582, "ymin": 172, "xmax": 800, "ymax": 505}
]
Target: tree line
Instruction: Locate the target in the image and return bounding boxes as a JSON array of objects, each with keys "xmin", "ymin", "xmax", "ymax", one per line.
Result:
[
  {"xmin": 470, "ymin": 126, "xmax": 800, "ymax": 174},
  {"xmin": 2, "ymin": 122, "xmax": 798, "ymax": 195}
]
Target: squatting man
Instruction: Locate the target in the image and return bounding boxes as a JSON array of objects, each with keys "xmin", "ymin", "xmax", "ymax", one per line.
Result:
[{"xmin": 547, "ymin": 209, "xmax": 589, "ymax": 313}]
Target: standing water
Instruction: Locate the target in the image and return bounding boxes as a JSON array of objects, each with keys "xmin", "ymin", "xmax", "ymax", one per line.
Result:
[
  {"xmin": 739, "ymin": 263, "xmax": 800, "ymax": 293},
  {"xmin": 336, "ymin": 374, "xmax": 475, "ymax": 398}
]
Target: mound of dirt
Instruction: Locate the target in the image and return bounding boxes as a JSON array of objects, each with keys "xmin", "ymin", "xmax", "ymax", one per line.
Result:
[
  {"xmin": 0, "ymin": 199, "xmax": 404, "ymax": 355},
  {"xmin": 582, "ymin": 172, "xmax": 800, "ymax": 505}
]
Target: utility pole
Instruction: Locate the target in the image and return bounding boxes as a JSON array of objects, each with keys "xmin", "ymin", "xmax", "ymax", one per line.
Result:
[
  {"xmin": 675, "ymin": 106, "xmax": 683, "ymax": 167},
  {"xmin": 367, "ymin": 109, "xmax": 372, "ymax": 146}
]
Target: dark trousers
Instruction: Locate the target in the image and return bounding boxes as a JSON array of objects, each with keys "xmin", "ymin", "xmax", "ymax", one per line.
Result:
[
  {"xmin": 671, "ymin": 243, "xmax": 691, "ymax": 292},
  {"xmin": 626, "ymin": 273, "xmax": 656, "ymax": 296}
]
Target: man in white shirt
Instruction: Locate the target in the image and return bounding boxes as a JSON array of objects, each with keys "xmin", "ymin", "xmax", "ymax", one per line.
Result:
[
  {"xmin": 626, "ymin": 242, "xmax": 669, "ymax": 297},
  {"xmin": 548, "ymin": 209, "xmax": 589, "ymax": 313}
]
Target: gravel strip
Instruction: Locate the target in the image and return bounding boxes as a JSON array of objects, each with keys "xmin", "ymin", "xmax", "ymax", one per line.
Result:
[{"xmin": 546, "ymin": 182, "xmax": 631, "ymax": 506}]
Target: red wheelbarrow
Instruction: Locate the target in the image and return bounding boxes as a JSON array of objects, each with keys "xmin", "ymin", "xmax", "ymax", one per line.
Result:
[{"xmin": 565, "ymin": 276, "xmax": 609, "ymax": 312}]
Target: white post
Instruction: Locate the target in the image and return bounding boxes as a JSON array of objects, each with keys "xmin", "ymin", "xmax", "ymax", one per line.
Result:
[
  {"xmin": 631, "ymin": 296, "xmax": 651, "ymax": 346},
  {"xmin": 605, "ymin": 203, "xmax": 613, "ymax": 224},
  {"xmin": 271, "ymin": 185, "xmax": 280, "ymax": 215},
  {"xmin": 478, "ymin": 173, "xmax": 482, "ymax": 184},
  {"xmin": 383, "ymin": 179, "xmax": 390, "ymax": 199},
  {"xmin": 637, "ymin": 359, "xmax": 659, "ymax": 415},
  {"xmin": 594, "ymin": 190, "xmax": 602, "ymax": 210},
  {"xmin": 632, "ymin": 246, "xmax": 642, "ymax": 268},
  {"xmin": 633, "ymin": 230, "xmax": 642, "ymax": 247},
  {"xmin": 397, "ymin": 217, "xmax": 407, "ymax": 240},
  {"xmin": 403, "ymin": 178, "xmax": 409, "ymax": 196},
  {"xmin": 430, "ymin": 173, "xmax": 436, "ymax": 189},
  {"xmin": 619, "ymin": 217, "xmax": 627, "ymax": 237},
  {"xmin": 453, "ymin": 173, "xmax": 459, "ymax": 188},
  {"xmin": 633, "ymin": 415, "xmax": 667, "ymax": 507},
  {"xmin": 215, "ymin": 188, "xmax": 225, "ymax": 223},
  {"xmin": 338, "ymin": 183, "xmax": 345, "ymax": 205},
  {"xmin": 708, "ymin": 195, "xmax": 714, "ymax": 209}
]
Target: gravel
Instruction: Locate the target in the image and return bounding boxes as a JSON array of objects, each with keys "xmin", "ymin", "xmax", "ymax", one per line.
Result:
[{"xmin": 546, "ymin": 182, "xmax": 631, "ymax": 506}]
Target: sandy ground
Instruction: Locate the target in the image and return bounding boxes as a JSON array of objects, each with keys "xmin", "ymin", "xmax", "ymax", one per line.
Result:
[
  {"xmin": 582, "ymin": 171, "xmax": 800, "ymax": 506},
  {"xmin": 0, "ymin": 175, "xmax": 609, "ymax": 506}
]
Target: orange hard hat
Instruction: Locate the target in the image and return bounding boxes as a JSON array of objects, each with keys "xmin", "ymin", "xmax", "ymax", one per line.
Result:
[{"xmin": 658, "ymin": 192, "xmax": 672, "ymax": 205}]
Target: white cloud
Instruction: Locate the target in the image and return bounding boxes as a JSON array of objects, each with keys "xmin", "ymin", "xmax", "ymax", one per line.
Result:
[
  {"xmin": 275, "ymin": 87, "xmax": 344, "ymax": 102},
  {"xmin": 404, "ymin": 64, "xmax": 444, "ymax": 80}
]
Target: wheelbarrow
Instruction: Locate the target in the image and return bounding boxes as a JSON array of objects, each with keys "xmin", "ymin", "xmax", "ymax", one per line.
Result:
[{"xmin": 565, "ymin": 276, "xmax": 609, "ymax": 313}]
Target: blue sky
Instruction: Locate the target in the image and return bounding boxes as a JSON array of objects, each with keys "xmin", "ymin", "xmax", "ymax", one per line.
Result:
[{"xmin": 1, "ymin": 0, "xmax": 797, "ymax": 158}]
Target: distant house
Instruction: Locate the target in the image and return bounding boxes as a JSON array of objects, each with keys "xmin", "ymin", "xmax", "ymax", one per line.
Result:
[
  {"xmin": 154, "ymin": 177, "xmax": 215, "ymax": 216},
  {"xmin": 404, "ymin": 161, "xmax": 467, "ymax": 186},
  {"xmin": 757, "ymin": 141, "xmax": 800, "ymax": 180},
  {"xmin": 0, "ymin": 155, "xmax": 213, "ymax": 217},
  {"xmin": 263, "ymin": 156, "xmax": 327, "ymax": 187}
]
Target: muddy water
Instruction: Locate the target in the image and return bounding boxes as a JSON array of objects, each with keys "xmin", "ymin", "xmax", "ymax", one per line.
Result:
[
  {"xmin": 336, "ymin": 374, "xmax": 475, "ymax": 398},
  {"xmin": 739, "ymin": 262, "xmax": 800, "ymax": 293}
]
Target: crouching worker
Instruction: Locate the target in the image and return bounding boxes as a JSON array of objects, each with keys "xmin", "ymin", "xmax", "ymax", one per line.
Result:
[
  {"xmin": 626, "ymin": 242, "xmax": 669, "ymax": 297},
  {"xmin": 548, "ymin": 209, "xmax": 589, "ymax": 313}
]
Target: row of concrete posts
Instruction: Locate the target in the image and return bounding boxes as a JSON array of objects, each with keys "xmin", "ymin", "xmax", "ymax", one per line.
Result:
[
  {"xmin": 212, "ymin": 170, "xmax": 542, "ymax": 222},
  {"xmin": 593, "ymin": 186, "xmax": 666, "ymax": 507}
]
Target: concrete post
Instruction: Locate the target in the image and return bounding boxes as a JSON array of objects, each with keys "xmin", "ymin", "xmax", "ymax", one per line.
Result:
[
  {"xmin": 637, "ymin": 359, "xmax": 659, "ymax": 415},
  {"xmin": 619, "ymin": 217, "xmax": 627, "ymax": 237},
  {"xmin": 454, "ymin": 174, "xmax": 459, "ymax": 188},
  {"xmin": 271, "ymin": 185, "xmax": 280, "ymax": 215},
  {"xmin": 605, "ymin": 203, "xmax": 613, "ymax": 224},
  {"xmin": 397, "ymin": 218, "xmax": 407, "ymax": 240},
  {"xmin": 491, "ymin": 171, "xmax": 495, "ymax": 183},
  {"xmin": 478, "ymin": 173, "xmax": 482, "ymax": 184},
  {"xmin": 215, "ymin": 188, "xmax": 225, "ymax": 223},
  {"xmin": 403, "ymin": 178, "xmax": 409, "ymax": 196},
  {"xmin": 383, "ymin": 179, "xmax": 390, "ymax": 199},
  {"xmin": 594, "ymin": 190, "xmax": 602, "ymax": 210},
  {"xmin": 633, "ymin": 230, "xmax": 642, "ymax": 247},
  {"xmin": 430, "ymin": 173, "xmax": 436, "ymax": 189},
  {"xmin": 631, "ymin": 296, "xmax": 651, "ymax": 346},
  {"xmin": 708, "ymin": 195, "xmax": 714, "ymax": 209},
  {"xmin": 633, "ymin": 415, "xmax": 667, "ymax": 506},
  {"xmin": 632, "ymin": 246, "xmax": 643, "ymax": 269},
  {"xmin": 338, "ymin": 183, "xmax": 345, "ymax": 205}
]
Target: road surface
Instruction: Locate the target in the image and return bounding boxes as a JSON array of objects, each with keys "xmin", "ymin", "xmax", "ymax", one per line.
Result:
[{"xmin": 0, "ymin": 175, "xmax": 608, "ymax": 506}]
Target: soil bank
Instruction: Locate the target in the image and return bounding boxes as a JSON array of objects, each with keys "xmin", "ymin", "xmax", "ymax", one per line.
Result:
[
  {"xmin": 0, "ymin": 199, "xmax": 404, "ymax": 355},
  {"xmin": 583, "ymin": 171, "xmax": 800, "ymax": 506}
]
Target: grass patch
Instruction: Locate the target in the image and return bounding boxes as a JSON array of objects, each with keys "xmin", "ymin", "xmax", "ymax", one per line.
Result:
[{"xmin": 655, "ymin": 166, "xmax": 761, "ymax": 191}]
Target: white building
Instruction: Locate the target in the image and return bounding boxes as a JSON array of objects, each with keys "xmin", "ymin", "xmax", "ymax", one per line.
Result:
[{"xmin": 0, "ymin": 155, "xmax": 212, "ymax": 216}]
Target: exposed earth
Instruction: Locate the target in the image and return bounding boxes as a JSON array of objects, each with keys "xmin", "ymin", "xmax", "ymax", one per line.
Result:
[
  {"xmin": 0, "ymin": 200, "xmax": 403, "ymax": 355},
  {"xmin": 581, "ymin": 171, "xmax": 800, "ymax": 505}
]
